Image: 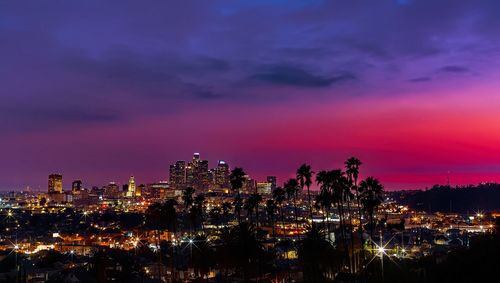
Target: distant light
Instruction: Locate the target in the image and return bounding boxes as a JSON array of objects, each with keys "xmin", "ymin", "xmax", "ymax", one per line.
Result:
[
  {"xmin": 189, "ymin": 239, "xmax": 193, "ymax": 244},
  {"xmin": 377, "ymin": 247, "xmax": 385, "ymax": 254}
]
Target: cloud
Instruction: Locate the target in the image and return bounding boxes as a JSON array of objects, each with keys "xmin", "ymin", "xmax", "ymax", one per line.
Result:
[
  {"xmin": 409, "ymin": 77, "xmax": 432, "ymax": 82},
  {"xmin": 440, "ymin": 65, "xmax": 469, "ymax": 73},
  {"xmin": 250, "ymin": 65, "xmax": 355, "ymax": 87}
]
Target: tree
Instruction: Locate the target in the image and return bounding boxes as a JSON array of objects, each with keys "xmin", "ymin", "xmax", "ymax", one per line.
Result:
[
  {"xmin": 193, "ymin": 193, "xmax": 206, "ymax": 233},
  {"xmin": 284, "ymin": 178, "xmax": 300, "ymax": 235},
  {"xmin": 273, "ymin": 187, "xmax": 286, "ymax": 236},
  {"xmin": 217, "ymin": 222, "xmax": 266, "ymax": 280},
  {"xmin": 230, "ymin": 167, "xmax": 247, "ymax": 224},
  {"xmin": 345, "ymin": 157, "xmax": 363, "ymax": 272},
  {"xmin": 265, "ymin": 199, "xmax": 277, "ymax": 236},
  {"xmin": 298, "ymin": 225, "xmax": 342, "ymax": 282},
  {"xmin": 297, "ymin": 164, "xmax": 314, "ymax": 219},
  {"xmin": 359, "ymin": 176, "xmax": 384, "ymax": 249},
  {"xmin": 249, "ymin": 193, "xmax": 263, "ymax": 228},
  {"xmin": 316, "ymin": 170, "xmax": 334, "ymax": 238}
]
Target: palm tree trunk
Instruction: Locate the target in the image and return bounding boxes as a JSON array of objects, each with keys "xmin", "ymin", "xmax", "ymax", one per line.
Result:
[
  {"xmin": 347, "ymin": 198, "xmax": 356, "ymax": 273},
  {"xmin": 293, "ymin": 195, "xmax": 299, "ymax": 237},
  {"xmin": 307, "ymin": 185, "xmax": 313, "ymax": 220}
]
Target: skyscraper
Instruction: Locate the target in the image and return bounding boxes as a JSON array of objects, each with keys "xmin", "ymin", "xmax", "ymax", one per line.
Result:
[
  {"xmin": 126, "ymin": 176, "xmax": 136, "ymax": 197},
  {"xmin": 48, "ymin": 174, "xmax": 63, "ymax": 194},
  {"xmin": 215, "ymin": 160, "xmax": 230, "ymax": 189},
  {"xmin": 169, "ymin": 160, "xmax": 186, "ymax": 190}
]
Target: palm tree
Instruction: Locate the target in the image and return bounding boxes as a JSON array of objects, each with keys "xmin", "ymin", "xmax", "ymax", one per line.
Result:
[
  {"xmin": 233, "ymin": 195, "xmax": 243, "ymax": 225},
  {"xmin": 230, "ymin": 167, "xmax": 247, "ymax": 224},
  {"xmin": 182, "ymin": 187, "xmax": 195, "ymax": 209},
  {"xmin": 359, "ymin": 176, "xmax": 384, "ymax": 250},
  {"xmin": 345, "ymin": 158, "xmax": 363, "ymax": 247},
  {"xmin": 297, "ymin": 164, "xmax": 314, "ymax": 219},
  {"xmin": 182, "ymin": 187, "xmax": 195, "ymax": 233},
  {"xmin": 250, "ymin": 193, "xmax": 263, "ymax": 228},
  {"xmin": 316, "ymin": 170, "xmax": 334, "ymax": 239},
  {"xmin": 265, "ymin": 199, "xmax": 277, "ymax": 236},
  {"xmin": 244, "ymin": 197, "xmax": 255, "ymax": 223},
  {"xmin": 218, "ymin": 222, "xmax": 266, "ymax": 280},
  {"xmin": 298, "ymin": 225, "xmax": 343, "ymax": 282},
  {"xmin": 273, "ymin": 187, "xmax": 286, "ymax": 236},
  {"xmin": 345, "ymin": 157, "xmax": 362, "ymax": 272},
  {"xmin": 194, "ymin": 193, "xmax": 206, "ymax": 232},
  {"xmin": 284, "ymin": 178, "xmax": 300, "ymax": 236}
]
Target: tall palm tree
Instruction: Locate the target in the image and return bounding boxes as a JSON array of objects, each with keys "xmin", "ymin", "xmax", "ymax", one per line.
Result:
[
  {"xmin": 345, "ymin": 157, "xmax": 362, "ymax": 272},
  {"xmin": 194, "ymin": 193, "xmax": 206, "ymax": 233},
  {"xmin": 250, "ymin": 193, "xmax": 263, "ymax": 228},
  {"xmin": 230, "ymin": 167, "xmax": 247, "ymax": 224},
  {"xmin": 297, "ymin": 164, "xmax": 314, "ymax": 220},
  {"xmin": 232, "ymin": 195, "xmax": 243, "ymax": 225},
  {"xmin": 331, "ymin": 169, "xmax": 353, "ymax": 272},
  {"xmin": 273, "ymin": 187, "xmax": 286, "ymax": 236},
  {"xmin": 265, "ymin": 199, "xmax": 277, "ymax": 236},
  {"xmin": 359, "ymin": 176, "xmax": 384, "ymax": 250},
  {"xmin": 182, "ymin": 187, "xmax": 195, "ymax": 210},
  {"xmin": 316, "ymin": 170, "xmax": 334, "ymax": 238},
  {"xmin": 182, "ymin": 187, "xmax": 195, "ymax": 233},
  {"xmin": 284, "ymin": 178, "xmax": 300, "ymax": 236},
  {"xmin": 345, "ymin": 158, "xmax": 363, "ymax": 244}
]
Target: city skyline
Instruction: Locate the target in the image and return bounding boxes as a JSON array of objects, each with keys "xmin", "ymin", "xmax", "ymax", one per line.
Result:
[{"xmin": 2, "ymin": 1, "xmax": 500, "ymax": 190}]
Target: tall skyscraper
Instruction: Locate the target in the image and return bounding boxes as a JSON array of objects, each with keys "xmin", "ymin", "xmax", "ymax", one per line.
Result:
[
  {"xmin": 126, "ymin": 176, "xmax": 136, "ymax": 197},
  {"xmin": 169, "ymin": 160, "xmax": 186, "ymax": 189},
  {"xmin": 48, "ymin": 174, "xmax": 63, "ymax": 194},
  {"xmin": 215, "ymin": 160, "xmax": 230, "ymax": 189}
]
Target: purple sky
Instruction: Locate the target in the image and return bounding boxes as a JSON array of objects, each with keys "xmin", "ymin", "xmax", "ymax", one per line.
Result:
[{"xmin": 2, "ymin": 0, "xmax": 500, "ymax": 191}]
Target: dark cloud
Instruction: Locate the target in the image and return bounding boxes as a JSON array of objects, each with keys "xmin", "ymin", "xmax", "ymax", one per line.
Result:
[
  {"xmin": 440, "ymin": 65, "xmax": 469, "ymax": 73},
  {"xmin": 409, "ymin": 77, "xmax": 432, "ymax": 83},
  {"xmin": 250, "ymin": 65, "xmax": 355, "ymax": 87}
]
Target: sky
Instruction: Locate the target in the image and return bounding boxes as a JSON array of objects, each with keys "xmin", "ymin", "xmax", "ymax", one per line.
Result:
[{"xmin": 1, "ymin": 0, "xmax": 500, "ymax": 191}]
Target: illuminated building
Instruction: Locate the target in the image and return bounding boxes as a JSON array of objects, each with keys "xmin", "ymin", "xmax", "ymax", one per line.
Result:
[
  {"xmin": 48, "ymin": 174, "xmax": 63, "ymax": 194},
  {"xmin": 71, "ymin": 180, "xmax": 82, "ymax": 193},
  {"xmin": 215, "ymin": 160, "xmax": 230, "ymax": 189},
  {"xmin": 169, "ymin": 160, "xmax": 186, "ymax": 189},
  {"xmin": 257, "ymin": 182, "xmax": 272, "ymax": 195},
  {"xmin": 126, "ymin": 176, "xmax": 136, "ymax": 197}
]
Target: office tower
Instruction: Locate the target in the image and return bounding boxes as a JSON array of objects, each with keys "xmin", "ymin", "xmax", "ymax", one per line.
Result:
[
  {"xmin": 185, "ymin": 153, "xmax": 210, "ymax": 191},
  {"xmin": 215, "ymin": 160, "xmax": 230, "ymax": 189},
  {"xmin": 266, "ymin": 176, "xmax": 277, "ymax": 191},
  {"xmin": 169, "ymin": 160, "xmax": 186, "ymax": 190},
  {"xmin": 105, "ymin": 182, "xmax": 120, "ymax": 198},
  {"xmin": 126, "ymin": 176, "xmax": 136, "ymax": 197},
  {"xmin": 72, "ymin": 180, "xmax": 82, "ymax": 193},
  {"xmin": 48, "ymin": 174, "xmax": 63, "ymax": 194}
]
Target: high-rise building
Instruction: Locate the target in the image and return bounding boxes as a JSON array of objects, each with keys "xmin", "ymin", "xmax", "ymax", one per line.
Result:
[
  {"xmin": 48, "ymin": 174, "xmax": 63, "ymax": 194},
  {"xmin": 215, "ymin": 160, "xmax": 230, "ymax": 189},
  {"xmin": 266, "ymin": 176, "xmax": 277, "ymax": 191},
  {"xmin": 72, "ymin": 180, "xmax": 82, "ymax": 193},
  {"xmin": 169, "ymin": 160, "xmax": 186, "ymax": 190},
  {"xmin": 105, "ymin": 182, "xmax": 121, "ymax": 198},
  {"xmin": 185, "ymin": 153, "xmax": 210, "ymax": 191},
  {"xmin": 126, "ymin": 176, "xmax": 136, "ymax": 197}
]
